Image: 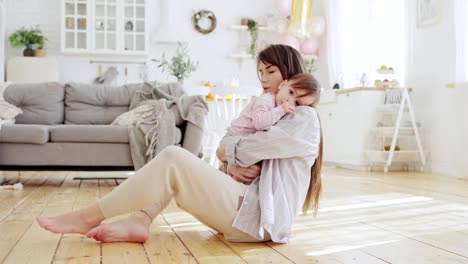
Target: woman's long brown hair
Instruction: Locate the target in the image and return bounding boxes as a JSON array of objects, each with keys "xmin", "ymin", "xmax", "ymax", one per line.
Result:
[
  {"xmin": 257, "ymin": 45, "xmax": 323, "ymax": 215},
  {"xmin": 283, "ymin": 73, "xmax": 323, "ymax": 215},
  {"xmin": 257, "ymin": 44, "xmax": 306, "ymax": 80}
]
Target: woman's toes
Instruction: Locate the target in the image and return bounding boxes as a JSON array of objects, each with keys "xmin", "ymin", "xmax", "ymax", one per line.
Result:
[{"xmin": 86, "ymin": 227, "xmax": 99, "ymax": 238}]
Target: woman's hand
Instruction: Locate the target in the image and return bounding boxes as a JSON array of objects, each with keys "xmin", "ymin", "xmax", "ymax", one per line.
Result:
[
  {"xmin": 216, "ymin": 145, "xmax": 226, "ymax": 161},
  {"xmin": 227, "ymin": 164, "xmax": 261, "ymax": 184}
]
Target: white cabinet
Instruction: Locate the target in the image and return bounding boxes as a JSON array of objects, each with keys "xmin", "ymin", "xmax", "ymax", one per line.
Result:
[
  {"xmin": 61, "ymin": 0, "xmax": 148, "ymax": 55},
  {"xmin": 317, "ymin": 89, "xmax": 385, "ymax": 169},
  {"xmin": 7, "ymin": 57, "xmax": 59, "ymax": 83}
]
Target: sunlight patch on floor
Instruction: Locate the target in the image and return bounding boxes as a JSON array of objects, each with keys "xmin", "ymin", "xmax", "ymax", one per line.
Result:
[
  {"xmin": 316, "ymin": 196, "xmax": 433, "ymax": 213},
  {"xmin": 305, "ymin": 239, "xmax": 399, "ymax": 256}
]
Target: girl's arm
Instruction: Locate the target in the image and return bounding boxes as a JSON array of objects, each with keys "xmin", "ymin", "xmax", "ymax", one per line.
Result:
[{"xmin": 251, "ymin": 102, "xmax": 286, "ymax": 131}]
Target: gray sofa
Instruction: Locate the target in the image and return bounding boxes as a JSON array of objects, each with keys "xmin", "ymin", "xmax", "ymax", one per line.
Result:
[{"xmin": 0, "ymin": 82, "xmax": 205, "ymax": 168}]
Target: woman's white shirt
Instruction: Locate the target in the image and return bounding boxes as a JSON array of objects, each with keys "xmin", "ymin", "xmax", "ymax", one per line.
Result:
[{"xmin": 222, "ymin": 106, "xmax": 321, "ymax": 243}]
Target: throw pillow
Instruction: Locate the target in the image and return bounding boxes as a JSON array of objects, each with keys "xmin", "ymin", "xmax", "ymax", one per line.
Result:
[
  {"xmin": 0, "ymin": 101, "xmax": 22, "ymax": 120},
  {"xmin": 111, "ymin": 99, "xmax": 164, "ymax": 126}
]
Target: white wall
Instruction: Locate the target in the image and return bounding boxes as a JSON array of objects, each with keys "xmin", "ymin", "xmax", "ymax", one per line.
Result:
[
  {"xmin": 0, "ymin": 0, "xmax": 5, "ymax": 82},
  {"xmin": 406, "ymin": 1, "xmax": 467, "ymax": 177},
  {"xmin": 3, "ymin": 0, "xmax": 281, "ymax": 88}
]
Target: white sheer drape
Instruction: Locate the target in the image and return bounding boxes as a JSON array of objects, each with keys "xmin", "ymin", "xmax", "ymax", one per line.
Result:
[
  {"xmin": 326, "ymin": 0, "xmax": 407, "ymax": 89},
  {"xmin": 455, "ymin": 0, "xmax": 468, "ymax": 83}
]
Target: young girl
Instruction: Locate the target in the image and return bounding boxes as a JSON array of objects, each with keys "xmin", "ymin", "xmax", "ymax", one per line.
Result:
[{"xmin": 227, "ymin": 73, "xmax": 319, "ymax": 136}]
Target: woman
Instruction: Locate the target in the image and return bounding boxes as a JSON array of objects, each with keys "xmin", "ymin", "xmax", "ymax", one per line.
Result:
[{"xmin": 37, "ymin": 44, "xmax": 323, "ymax": 243}]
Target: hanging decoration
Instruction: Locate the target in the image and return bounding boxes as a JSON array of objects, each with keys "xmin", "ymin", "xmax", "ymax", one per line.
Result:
[
  {"xmin": 288, "ymin": 0, "xmax": 313, "ymax": 39},
  {"xmin": 273, "ymin": 0, "xmax": 325, "ymax": 56},
  {"xmin": 274, "ymin": 0, "xmax": 292, "ymax": 17},
  {"xmin": 300, "ymin": 38, "xmax": 318, "ymax": 54},
  {"xmin": 192, "ymin": 10, "xmax": 217, "ymax": 34},
  {"xmin": 309, "ymin": 16, "xmax": 325, "ymax": 37},
  {"xmin": 281, "ymin": 34, "xmax": 300, "ymax": 50},
  {"xmin": 300, "ymin": 16, "xmax": 325, "ymax": 55}
]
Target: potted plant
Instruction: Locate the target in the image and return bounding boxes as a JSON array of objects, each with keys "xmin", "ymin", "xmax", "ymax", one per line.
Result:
[
  {"xmin": 304, "ymin": 56, "xmax": 317, "ymax": 74},
  {"xmin": 155, "ymin": 42, "xmax": 199, "ymax": 83},
  {"xmin": 34, "ymin": 34, "xmax": 47, "ymax": 57},
  {"xmin": 247, "ymin": 19, "xmax": 258, "ymax": 56},
  {"xmin": 8, "ymin": 27, "xmax": 47, "ymax": 57}
]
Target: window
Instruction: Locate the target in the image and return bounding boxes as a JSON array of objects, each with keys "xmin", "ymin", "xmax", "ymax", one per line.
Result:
[{"xmin": 327, "ymin": 0, "xmax": 407, "ymax": 88}]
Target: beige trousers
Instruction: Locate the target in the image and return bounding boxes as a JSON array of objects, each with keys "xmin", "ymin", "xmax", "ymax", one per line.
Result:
[{"xmin": 99, "ymin": 146, "xmax": 268, "ymax": 242}]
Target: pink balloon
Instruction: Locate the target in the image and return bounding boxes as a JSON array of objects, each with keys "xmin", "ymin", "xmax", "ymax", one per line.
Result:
[
  {"xmin": 276, "ymin": 18, "xmax": 290, "ymax": 33},
  {"xmin": 274, "ymin": 0, "xmax": 292, "ymax": 17},
  {"xmin": 281, "ymin": 34, "xmax": 300, "ymax": 50},
  {"xmin": 300, "ymin": 38, "xmax": 319, "ymax": 55},
  {"xmin": 309, "ymin": 16, "xmax": 326, "ymax": 37}
]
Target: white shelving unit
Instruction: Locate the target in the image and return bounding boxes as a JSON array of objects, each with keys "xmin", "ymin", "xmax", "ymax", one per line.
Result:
[
  {"xmin": 227, "ymin": 24, "xmax": 271, "ymax": 60},
  {"xmin": 365, "ymin": 87, "xmax": 427, "ymax": 172},
  {"xmin": 317, "ymin": 89, "xmax": 386, "ymax": 170},
  {"xmin": 228, "ymin": 25, "xmax": 270, "ymax": 31},
  {"xmin": 227, "ymin": 53, "xmax": 253, "ymax": 59},
  {"xmin": 61, "ymin": 0, "xmax": 148, "ymax": 55}
]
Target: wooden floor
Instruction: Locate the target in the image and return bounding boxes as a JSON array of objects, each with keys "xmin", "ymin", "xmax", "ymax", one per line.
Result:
[{"xmin": 0, "ymin": 168, "xmax": 467, "ymax": 264}]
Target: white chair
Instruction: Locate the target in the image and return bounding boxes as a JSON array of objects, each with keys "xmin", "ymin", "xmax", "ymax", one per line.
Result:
[{"xmin": 202, "ymin": 94, "xmax": 252, "ymax": 167}]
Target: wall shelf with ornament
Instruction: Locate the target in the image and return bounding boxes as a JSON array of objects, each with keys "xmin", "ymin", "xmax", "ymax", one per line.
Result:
[{"xmin": 228, "ymin": 25, "xmax": 271, "ymax": 32}]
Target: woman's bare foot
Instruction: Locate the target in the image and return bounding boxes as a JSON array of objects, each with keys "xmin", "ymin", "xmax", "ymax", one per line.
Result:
[
  {"xmin": 36, "ymin": 204, "xmax": 104, "ymax": 235},
  {"xmin": 85, "ymin": 211, "xmax": 151, "ymax": 243}
]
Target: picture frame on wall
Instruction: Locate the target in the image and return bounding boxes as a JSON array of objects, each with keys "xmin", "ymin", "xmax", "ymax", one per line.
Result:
[{"xmin": 417, "ymin": 0, "xmax": 442, "ymax": 28}]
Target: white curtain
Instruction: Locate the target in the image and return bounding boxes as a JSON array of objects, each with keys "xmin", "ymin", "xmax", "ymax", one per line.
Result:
[
  {"xmin": 326, "ymin": 0, "xmax": 407, "ymax": 89},
  {"xmin": 455, "ymin": 0, "xmax": 468, "ymax": 83}
]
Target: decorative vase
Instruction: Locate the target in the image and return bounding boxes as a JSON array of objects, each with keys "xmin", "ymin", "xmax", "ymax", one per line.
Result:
[
  {"xmin": 23, "ymin": 44, "xmax": 35, "ymax": 57},
  {"xmin": 34, "ymin": 48, "xmax": 47, "ymax": 57}
]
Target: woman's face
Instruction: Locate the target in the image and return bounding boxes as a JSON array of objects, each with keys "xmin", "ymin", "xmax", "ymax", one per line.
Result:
[{"xmin": 258, "ymin": 61, "xmax": 284, "ymax": 94}]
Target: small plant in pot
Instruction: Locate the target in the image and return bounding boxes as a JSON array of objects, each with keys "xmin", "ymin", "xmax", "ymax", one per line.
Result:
[
  {"xmin": 9, "ymin": 27, "xmax": 47, "ymax": 57},
  {"xmin": 155, "ymin": 42, "xmax": 199, "ymax": 84},
  {"xmin": 247, "ymin": 19, "xmax": 258, "ymax": 56},
  {"xmin": 34, "ymin": 34, "xmax": 47, "ymax": 57}
]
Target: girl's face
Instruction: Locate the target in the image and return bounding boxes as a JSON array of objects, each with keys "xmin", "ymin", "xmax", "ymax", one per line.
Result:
[
  {"xmin": 275, "ymin": 82, "xmax": 317, "ymax": 107},
  {"xmin": 258, "ymin": 61, "xmax": 284, "ymax": 95}
]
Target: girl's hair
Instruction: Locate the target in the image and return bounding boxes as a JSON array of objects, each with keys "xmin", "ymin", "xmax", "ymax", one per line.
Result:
[
  {"xmin": 257, "ymin": 44, "xmax": 306, "ymax": 80},
  {"xmin": 287, "ymin": 73, "xmax": 323, "ymax": 215}
]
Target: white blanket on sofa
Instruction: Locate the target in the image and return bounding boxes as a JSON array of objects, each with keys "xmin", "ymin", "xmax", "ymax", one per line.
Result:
[
  {"xmin": 113, "ymin": 82, "xmax": 208, "ymax": 170},
  {"xmin": 0, "ymin": 82, "xmax": 22, "ymax": 121}
]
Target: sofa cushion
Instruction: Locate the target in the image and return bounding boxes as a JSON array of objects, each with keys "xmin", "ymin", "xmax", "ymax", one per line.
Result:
[
  {"xmin": 4, "ymin": 82, "xmax": 65, "ymax": 125},
  {"xmin": 0, "ymin": 124, "xmax": 49, "ymax": 144},
  {"xmin": 65, "ymin": 83, "xmax": 133, "ymax": 124},
  {"xmin": 49, "ymin": 125, "xmax": 182, "ymax": 144},
  {"xmin": 50, "ymin": 125, "xmax": 129, "ymax": 143}
]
